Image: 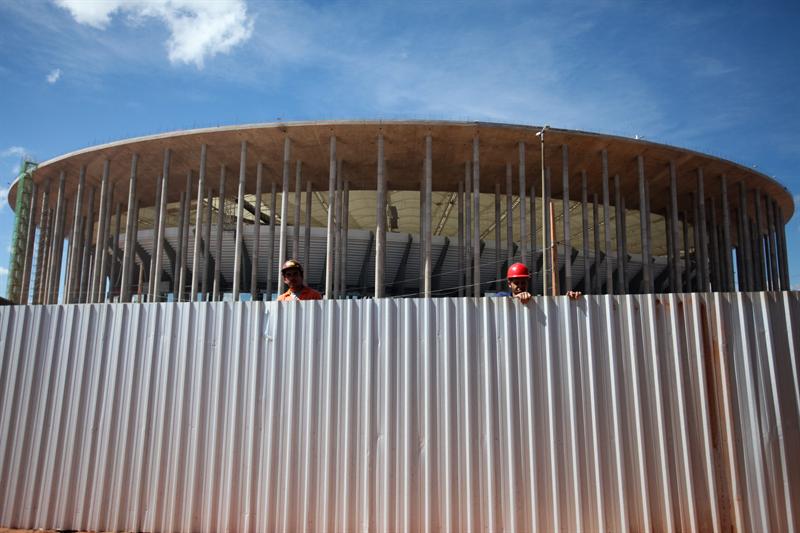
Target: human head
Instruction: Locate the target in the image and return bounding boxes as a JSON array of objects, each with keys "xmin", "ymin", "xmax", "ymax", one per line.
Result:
[
  {"xmin": 281, "ymin": 259, "xmax": 304, "ymax": 291},
  {"xmin": 506, "ymin": 262, "xmax": 530, "ymax": 295}
]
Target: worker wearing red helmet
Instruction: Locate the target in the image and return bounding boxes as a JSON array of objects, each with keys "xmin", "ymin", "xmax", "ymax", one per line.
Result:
[
  {"xmin": 277, "ymin": 259, "xmax": 323, "ymax": 301},
  {"xmin": 504, "ymin": 262, "xmax": 581, "ymax": 304}
]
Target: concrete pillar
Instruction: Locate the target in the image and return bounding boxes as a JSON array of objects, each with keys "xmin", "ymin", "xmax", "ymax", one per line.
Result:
[
  {"xmin": 738, "ymin": 182, "xmax": 754, "ymax": 291},
  {"xmin": 20, "ymin": 181, "xmax": 39, "ymax": 304},
  {"xmin": 79, "ymin": 187, "xmax": 96, "ymax": 303},
  {"xmin": 544, "ymin": 167, "xmax": 554, "ymax": 295},
  {"xmin": 423, "ymin": 134, "xmax": 433, "ymax": 297},
  {"xmin": 465, "ymin": 162, "xmax": 472, "ymax": 291},
  {"xmin": 696, "ymin": 169, "xmax": 709, "ymax": 291},
  {"xmin": 472, "ymin": 136, "xmax": 480, "ymax": 297},
  {"xmin": 53, "ymin": 198, "xmax": 69, "ymax": 304},
  {"xmin": 202, "ymin": 186, "xmax": 213, "ymax": 300},
  {"xmin": 190, "ymin": 145, "xmax": 207, "ymax": 302},
  {"xmin": 530, "ymin": 184, "xmax": 536, "ymax": 283},
  {"xmin": 266, "ymin": 182, "xmax": 277, "ymax": 299},
  {"xmin": 37, "ymin": 207, "xmax": 53, "ymax": 304},
  {"xmin": 175, "ymin": 191, "xmax": 187, "ymax": 298},
  {"xmin": 304, "ymin": 181, "xmax": 312, "ymax": 267},
  {"xmin": 518, "ymin": 142, "xmax": 527, "ymax": 265},
  {"xmin": 562, "ymin": 144, "xmax": 571, "ymax": 291},
  {"xmin": 614, "ymin": 174, "xmax": 624, "ymax": 294},
  {"xmin": 601, "ymin": 150, "xmax": 612, "ymax": 294},
  {"xmin": 767, "ymin": 197, "xmax": 779, "ymax": 290},
  {"xmin": 31, "ymin": 182, "xmax": 50, "ymax": 304},
  {"xmin": 294, "ymin": 160, "xmax": 302, "ymax": 259},
  {"xmin": 692, "ymin": 193, "xmax": 701, "ymax": 292},
  {"xmin": 539, "ymin": 129, "xmax": 547, "ymax": 295},
  {"xmin": 96, "ymin": 182, "xmax": 114, "ymax": 303},
  {"xmin": 233, "ymin": 140, "xmax": 247, "ymax": 301},
  {"xmin": 325, "ymin": 135, "xmax": 336, "ymax": 299},
  {"xmin": 109, "ymin": 201, "xmax": 121, "ymax": 301},
  {"xmin": 777, "ymin": 206, "xmax": 790, "ymax": 290},
  {"xmin": 375, "ymin": 133, "xmax": 386, "ymax": 298},
  {"xmin": 708, "ymin": 198, "xmax": 721, "ymax": 292},
  {"xmin": 621, "ymin": 196, "xmax": 628, "ymax": 293},
  {"xmin": 682, "ymin": 211, "xmax": 690, "ymax": 292},
  {"xmin": 335, "ymin": 159, "xmax": 343, "ymax": 298},
  {"xmin": 753, "ymin": 189, "xmax": 765, "ymax": 290},
  {"xmin": 177, "ymin": 170, "xmax": 192, "ymax": 301},
  {"xmin": 120, "ymin": 153, "xmax": 139, "ymax": 303},
  {"xmin": 669, "ymin": 161, "xmax": 681, "ymax": 292},
  {"xmin": 46, "ymin": 171, "xmax": 67, "ymax": 304},
  {"xmin": 665, "ymin": 206, "xmax": 675, "ymax": 292},
  {"xmin": 457, "ymin": 180, "xmax": 464, "ymax": 296},
  {"xmin": 250, "ymin": 162, "xmax": 263, "ymax": 299},
  {"xmin": 213, "ymin": 165, "xmax": 226, "ymax": 301},
  {"xmin": 148, "ymin": 167, "xmax": 163, "ymax": 301},
  {"xmin": 151, "ymin": 150, "xmax": 171, "ymax": 302},
  {"xmin": 506, "ymin": 162, "xmax": 513, "ymax": 264},
  {"xmin": 644, "ymin": 177, "xmax": 654, "ymax": 292},
  {"xmin": 592, "ymin": 193, "xmax": 601, "ymax": 294},
  {"xmin": 581, "ymin": 171, "xmax": 589, "ymax": 292},
  {"xmin": 342, "ymin": 180, "xmax": 350, "ymax": 296},
  {"xmin": 495, "ymin": 182, "xmax": 501, "ymax": 291},
  {"xmin": 720, "ymin": 175, "xmax": 734, "ymax": 291},
  {"xmin": 65, "ymin": 166, "xmax": 86, "ymax": 302},
  {"xmin": 637, "ymin": 156, "xmax": 651, "ymax": 293}
]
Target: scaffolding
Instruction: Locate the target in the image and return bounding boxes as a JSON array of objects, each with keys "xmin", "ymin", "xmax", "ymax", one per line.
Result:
[{"xmin": 7, "ymin": 160, "xmax": 37, "ymax": 302}]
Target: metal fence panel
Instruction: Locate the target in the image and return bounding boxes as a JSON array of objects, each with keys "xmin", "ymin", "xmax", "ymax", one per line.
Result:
[{"xmin": 1, "ymin": 293, "xmax": 798, "ymax": 532}]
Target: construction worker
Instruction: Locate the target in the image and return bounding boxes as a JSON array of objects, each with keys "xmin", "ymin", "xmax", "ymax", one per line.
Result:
[
  {"xmin": 503, "ymin": 262, "xmax": 581, "ymax": 304},
  {"xmin": 277, "ymin": 259, "xmax": 322, "ymax": 301}
]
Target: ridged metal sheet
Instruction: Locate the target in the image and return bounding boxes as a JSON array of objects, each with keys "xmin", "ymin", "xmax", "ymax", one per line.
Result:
[{"xmin": 1, "ymin": 292, "xmax": 799, "ymax": 532}]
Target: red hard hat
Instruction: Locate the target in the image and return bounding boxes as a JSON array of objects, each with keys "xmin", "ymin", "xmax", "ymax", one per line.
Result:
[{"xmin": 507, "ymin": 262, "xmax": 530, "ymax": 279}]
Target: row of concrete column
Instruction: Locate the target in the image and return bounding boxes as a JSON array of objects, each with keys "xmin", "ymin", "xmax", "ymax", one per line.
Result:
[{"xmin": 12, "ymin": 135, "xmax": 793, "ymax": 304}]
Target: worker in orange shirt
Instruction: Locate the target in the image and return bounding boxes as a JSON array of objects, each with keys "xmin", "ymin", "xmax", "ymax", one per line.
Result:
[
  {"xmin": 277, "ymin": 259, "xmax": 323, "ymax": 301},
  {"xmin": 501, "ymin": 262, "xmax": 581, "ymax": 303}
]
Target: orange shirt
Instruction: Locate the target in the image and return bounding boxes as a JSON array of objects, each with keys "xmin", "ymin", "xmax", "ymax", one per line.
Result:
[{"xmin": 277, "ymin": 286, "xmax": 323, "ymax": 302}]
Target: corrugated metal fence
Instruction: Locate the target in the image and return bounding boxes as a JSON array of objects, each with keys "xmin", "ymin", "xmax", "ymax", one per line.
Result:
[{"xmin": 1, "ymin": 293, "xmax": 799, "ymax": 532}]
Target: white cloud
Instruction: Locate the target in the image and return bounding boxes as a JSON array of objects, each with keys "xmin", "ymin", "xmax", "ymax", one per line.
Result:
[
  {"xmin": 0, "ymin": 147, "xmax": 26, "ymax": 158},
  {"xmin": 53, "ymin": 0, "xmax": 254, "ymax": 68},
  {"xmin": 0, "ymin": 186, "xmax": 9, "ymax": 211},
  {"xmin": 0, "ymin": 266, "xmax": 8, "ymax": 277},
  {"xmin": 46, "ymin": 68, "xmax": 62, "ymax": 83}
]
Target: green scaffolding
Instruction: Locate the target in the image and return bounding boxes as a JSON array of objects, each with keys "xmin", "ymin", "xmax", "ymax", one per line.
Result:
[{"xmin": 7, "ymin": 160, "xmax": 38, "ymax": 302}]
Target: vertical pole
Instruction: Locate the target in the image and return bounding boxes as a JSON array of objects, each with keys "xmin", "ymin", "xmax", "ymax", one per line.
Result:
[
  {"xmin": 335, "ymin": 159, "xmax": 343, "ymax": 298},
  {"xmin": 495, "ymin": 182, "xmax": 501, "ymax": 291},
  {"xmin": 148, "ymin": 167, "xmax": 163, "ymax": 301},
  {"xmin": 518, "ymin": 142, "xmax": 527, "ymax": 265},
  {"xmin": 20, "ymin": 182, "xmax": 39, "ymax": 304},
  {"xmin": 540, "ymin": 130, "xmax": 547, "ymax": 296},
  {"xmin": 472, "ymin": 135, "xmax": 481, "ymax": 297},
  {"xmin": 96, "ymin": 183, "xmax": 114, "ymax": 302},
  {"xmin": 644, "ymin": 177, "xmax": 654, "ymax": 292},
  {"xmin": 151, "ymin": 150, "xmax": 171, "ymax": 302},
  {"xmin": 544, "ymin": 167, "xmax": 552, "ymax": 294},
  {"xmin": 696, "ymin": 169, "xmax": 709, "ymax": 291},
  {"xmin": 325, "ymin": 135, "xmax": 336, "ymax": 299},
  {"xmin": 754, "ymin": 189, "xmax": 765, "ymax": 290},
  {"xmin": 720, "ymin": 175, "xmax": 734, "ymax": 291},
  {"xmin": 666, "ymin": 207, "xmax": 675, "ymax": 292},
  {"xmin": 669, "ymin": 161, "xmax": 681, "ymax": 292},
  {"xmin": 109, "ymin": 201, "xmax": 121, "ymax": 301},
  {"xmin": 178, "ymin": 170, "xmax": 192, "ymax": 301},
  {"xmin": 465, "ymin": 162, "xmax": 472, "ymax": 291},
  {"xmin": 709, "ymin": 198, "xmax": 721, "ymax": 292},
  {"xmin": 767, "ymin": 198, "xmax": 780, "ymax": 290},
  {"xmin": 54, "ymin": 199, "xmax": 69, "ymax": 304},
  {"xmin": 614, "ymin": 174, "xmax": 624, "ymax": 294},
  {"xmin": 202, "ymin": 186, "xmax": 213, "ymax": 300},
  {"xmin": 266, "ymin": 183, "xmax": 277, "ymax": 299},
  {"xmin": 692, "ymin": 193, "xmax": 701, "ymax": 291},
  {"xmin": 213, "ymin": 165, "xmax": 226, "ymax": 301},
  {"xmin": 278, "ymin": 137, "xmax": 291, "ymax": 295},
  {"xmin": 506, "ymin": 162, "xmax": 513, "ymax": 264},
  {"xmin": 65, "ymin": 166, "xmax": 86, "ymax": 302},
  {"xmin": 304, "ymin": 181, "xmax": 312, "ymax": 266},
  {"xmin": 47, "ymin": 171, "xmax": 67, "ymax": 304},
  {"xmin": 777, "ymin": 206, "xmax": 790, "ymax": 289},
  {"xmin": 233, "ymin": 140, "xmax": 247, "ymax": 301},
  {"xmin": 423, "ymin": 134, "xmax": 433, "ymax": 297},
  {"xmin": 562, "ymin": 144, "xmax": 571, "ymax": 291},
  {"xmin": 375, "ymin": 133, "xmax": 386, "ymax": 298},
  {"xmin": 530, "ymin": 184, "xmax": 536, "ymax": 284},
  {"xmin": 32, "ymin": 182, "xmax": 51, "ymax": 304},
  {"xmin": 581, "ymin": 171, "xmax": 589, "ymax": 292},
  {"xmin": 637, "ymin": 156, "xmax": 651, "ymax": 293},
  {"xmin": 190, "ymin": 144, "xmax": 207, "ymax": 302},
  {"xmin": 294, "ymin": 160, "xmax": 302, "ymax": 259},
  {"xmin": 601, "ymin": 151, "xmax": 612, "ymax": 294},
  {"xmin": 175, "ymin": 191, "xmax": 187, "ymax": 298},
  {"xmin": 79, "ymin": 187, "xmax": 95, "ymax": 303},
  {"xmin": 457, "ymin": 180, "xmax": 464, "ymax": 296},
  {"xmin": 682, "ymin": 211, "xmax": 690, "ymax": 291},
  {"xmin": 592, "ymin": 193, "xmax": 601, "ymax": 294},
  {"xmin": 549, "ymin": 196, "xmax": 558, "ymax": 295},
  {"xmin": 342, "ymin": 180, "xmax": 350, "ymax": 296},
  {"xmin": 38, "ymin": 207, "xmax": 53, "ymax": 304},
  {"xmin": 127, "ymin": 200, "xmax": 140, "ymax": 301},
  {"xmin": 121, "ymin": 154, "xmax": 139, "ymax": 303},
  {"xmin": 250, "ymin": 162, "xmax": 263, "ymax": 299},
  {"xmin": 738, "ymin": 182, "xmax": 753, "ymax": 291}
]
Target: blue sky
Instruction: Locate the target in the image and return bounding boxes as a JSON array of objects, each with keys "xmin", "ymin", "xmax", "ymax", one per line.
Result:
[{"xmin": 1, "ymin": 0, "xmax": 798, "ymax": 292}]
